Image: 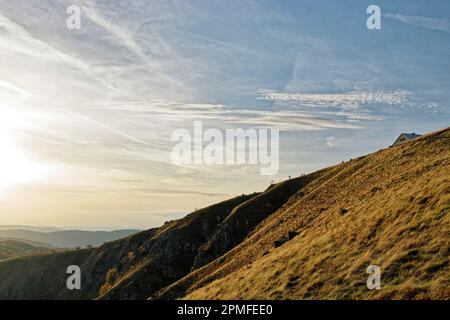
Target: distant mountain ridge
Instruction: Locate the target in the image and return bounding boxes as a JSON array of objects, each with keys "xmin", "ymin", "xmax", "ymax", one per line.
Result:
[
  {"xmin": 0, "ymin": 225, "xmax": 62, "ymax": 232},
  {"xmin": 0, "ymin": 229, "xmax": 139, "ymax": 248}
]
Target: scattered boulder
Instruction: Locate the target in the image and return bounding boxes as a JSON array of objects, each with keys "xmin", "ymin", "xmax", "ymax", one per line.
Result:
[
  {"xmin": 285, "ymin": 276, "xmax": 300, "ymax": 289},
  {"xmin": 273, "ymin": 239, "xmax": 286, "ymax": 248},
  {"xmin": 288, "ymin": 231, "xmax": 299, "ymax": 240},
  {"xmin": 274, "ymin": 230, "xmax": 299, "ymax": 248},
  {"xmin": 371, "ymin": 186, "xmax": 381, "ymax": 193},
  {"xmin": 418, "ymin": 197, "xmax": 429, "ymax": 204}
]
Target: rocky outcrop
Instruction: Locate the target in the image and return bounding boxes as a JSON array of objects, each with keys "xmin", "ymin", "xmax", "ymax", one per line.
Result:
[{"xmin": 191, "ymin": 175, "xmax": 321, "ymax": 269}]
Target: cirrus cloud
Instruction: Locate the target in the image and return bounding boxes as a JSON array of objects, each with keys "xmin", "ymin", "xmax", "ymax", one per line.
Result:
[{"xmin": 258, "ymin": 90, "xmax": 411, "ymax": 108}]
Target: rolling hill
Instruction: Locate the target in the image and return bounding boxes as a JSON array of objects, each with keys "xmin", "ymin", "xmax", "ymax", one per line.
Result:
[
  {"xmin": 0, "ymin": 127, "xmax": 448, "ymax": 300},
  {"xmin": 0, "ymin": 240, "xmax": 50, "ymax": 261},
  {"xmin": 0, "ymin": 229, "xmax": 139, "ymax": 248}
]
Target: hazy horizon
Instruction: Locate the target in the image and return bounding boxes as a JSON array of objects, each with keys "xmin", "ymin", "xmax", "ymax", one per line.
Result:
[
  {"xmin": 1, "ymin": 0, "xmax": 449, "ymax": 228},
  {"xmin": 0, "ymin": 224, "xmax": 142, "ymax": 231}
]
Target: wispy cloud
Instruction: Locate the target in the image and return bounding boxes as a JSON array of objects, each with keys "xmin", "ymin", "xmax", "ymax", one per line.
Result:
[
  {"xmin": 326, "ymin": 136, "xmax": 336, "ymax": 147},
  {"xmin": 139, "ymin": 188, "xmax": 228, "ymax": 197},
  {"xmin": 385, "ymin": 13, "xmax": 450, "ymax": 34},
  {"xmin": 81, "ymin": 3, "xmax": 186, "ymax": 93},
  {"xmin": 96, "ymin": 100, "xmax": 367, "ymax": 131},
  {"xmin": 0, "ymin": 13, "xmax": 87, "ymax": 69},
  {"xmin": 234, "ymin": 111, "xmax": 362, "ymax": 130},
  {"xmin": 10, "ymin": 129, "xmax": 66, "ymax": 146},
  {"xmin": 58, "ymin": 108, "xmax": 151, "ymax": 146},
  {"xmin": 0, "ymin": 0, "xmax": 448, "ymax": 228},
  {"xmin": 82, "ymin": 4, "xmax": 146, "ymax": 60},
  {"xmin": 0, "ymin": 79, "xmax": 33, "ymax": 97},
  {"xmin": 0, "ymin": 12, "xmax": 122, "ymax": 94},
  {"xmin": 258, "ymin": 90, "xmax": 411, "ymax": 108}
]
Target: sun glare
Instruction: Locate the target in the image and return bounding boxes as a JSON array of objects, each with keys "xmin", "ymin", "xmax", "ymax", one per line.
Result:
[
  {"xmin": 0, "ymin": 135, "xmax": 44, "ymax": 192},
  {"xmin": 0, "ymin": 109, "xmax": 46, "ymax": 193}
]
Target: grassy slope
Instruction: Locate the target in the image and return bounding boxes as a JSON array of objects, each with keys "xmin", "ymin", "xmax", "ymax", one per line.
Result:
[
  {"xmin": 0, "ymin": 240, "xmax": 50, "ymax": 260},
  {"xmin": 101, "ymin": 175, "xmax": 320, "ymax": 300},
  {"xmin": 0, "ymin": 127, "xmax": 448, "ymax": 300},
  {"xmin": 191, "ymin": 173, "xmax": 326, "ymax": 270},
  {"xmin": 0, "ymin": 229, "xmax": 139, "ymax": 248},
  {"xmin": 0, "ymin": 249, "xmax": 92, "ymax": 299},
  {"xmin": 156, "ymin": 127, "xmax": 449, "ymax": 300},
  {"xmin": 100, "ymin": 193, "xmax": 256, "ymax": 299},
  {"xmin": 0, "ymin": 194, "xmax": 254, "ymax": 299}
]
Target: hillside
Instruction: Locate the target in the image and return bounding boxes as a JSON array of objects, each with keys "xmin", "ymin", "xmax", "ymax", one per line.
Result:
[
  {"xmin": 0, "ymin": 194, "xmax": 255, "ymax": 299},
  {"xmin": 0, "ymin": 127, "xmax": 448, "ymax": 300},
  {"xmin": 0, "ymin": 229, "xmax": 139, "ymax": 248},
  {"xmin": 156, "ymin": 127, "xmax": 449, "ymax": 300},
  {"xmin": 0, "ymin": 240, "xmax": 50, "ymax": 260}
]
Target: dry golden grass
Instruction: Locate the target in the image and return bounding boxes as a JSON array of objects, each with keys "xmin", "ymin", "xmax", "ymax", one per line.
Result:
[
  {"xmin": 158, "ymin": 127, "xmax": 449, "ymax": 300},
  {"xmin": 1, "ymin": 128, "xmax": 448, "ymax": 300}
]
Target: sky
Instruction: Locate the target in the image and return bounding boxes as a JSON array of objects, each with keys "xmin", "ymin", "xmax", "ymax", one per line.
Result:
[{"xmin": 0, "ymin": 0, "xmax": 449, "ymax": 229}]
